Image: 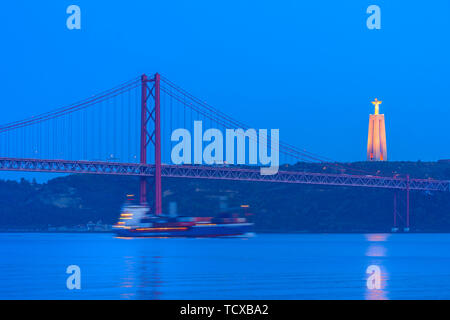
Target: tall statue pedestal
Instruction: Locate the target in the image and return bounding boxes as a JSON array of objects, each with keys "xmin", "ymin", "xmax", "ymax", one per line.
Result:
[
  {"xmin": 367, "ymin": 99, "xmax": 387, "ymax": 161},
  {"xmin": 367, "ymin": 114, "xmax": 387, "ymax": 161}
]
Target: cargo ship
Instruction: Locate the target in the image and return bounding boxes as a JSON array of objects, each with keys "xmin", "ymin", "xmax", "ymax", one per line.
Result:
[{"xmin": 113, "ymin": 203, "xmax": 253, "ymax": 238}]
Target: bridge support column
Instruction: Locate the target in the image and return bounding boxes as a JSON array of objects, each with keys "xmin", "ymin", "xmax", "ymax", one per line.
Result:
[
  {"xmin": 405, "ymin": 175, "xmax": 410, "ymax": 232},
  {"xmin": 154, "ymin": 73, "xmax": 162, "ymax": 215},
  {"xmin": 139, "ymin": 73, "xmax": 162, "ymax": 215},
  {"xmin": 140, "ymin": 74, "xmax": 148, "ymax": 204},
  {"xmin": 392, "ymin": 191, "xmax": 398, "ymax": 232},
  {"xmin": 392, "ymin": 177, "xmax": 411, "ymax": 233}
]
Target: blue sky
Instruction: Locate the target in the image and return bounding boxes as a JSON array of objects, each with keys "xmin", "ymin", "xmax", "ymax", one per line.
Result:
[{"xmin": 0, "ymin": 0, "xmax": 449, "ymax": 172}]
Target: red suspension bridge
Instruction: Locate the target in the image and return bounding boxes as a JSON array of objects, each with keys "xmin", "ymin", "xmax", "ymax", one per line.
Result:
[{"xmin": 0, "ymin": 73, "xmax": 448, "ymax": 230}]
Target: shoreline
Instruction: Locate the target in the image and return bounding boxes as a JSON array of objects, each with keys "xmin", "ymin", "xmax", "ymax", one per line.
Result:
[{"xmin": 1, "ymin": 230, "xmax": 450, "ymax": 234}]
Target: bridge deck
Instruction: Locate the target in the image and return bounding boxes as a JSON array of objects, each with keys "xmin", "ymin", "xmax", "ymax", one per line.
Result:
[{"xmin": 0, "ymin": 157, "xmax": 448, "ymax": 192}]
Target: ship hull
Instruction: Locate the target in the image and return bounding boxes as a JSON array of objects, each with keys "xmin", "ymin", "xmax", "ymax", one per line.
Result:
[{"xmin": 115, "ymin": 223, "xmax": 253, "ymax": 238}]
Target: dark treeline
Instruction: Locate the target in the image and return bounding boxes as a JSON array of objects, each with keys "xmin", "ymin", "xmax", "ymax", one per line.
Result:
[{"xmin": 0, "ymin": 161, "xmax": 449, "ymax": 232}]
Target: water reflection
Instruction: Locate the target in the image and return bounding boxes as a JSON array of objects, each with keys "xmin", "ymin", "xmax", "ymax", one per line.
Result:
[
  {"xmin": 364, "ymin": 234, "xmax": 390, "ymax": 300},
  {"xmin": 120, "ymin": 256, "xmax": 136, "ymax": 299},
  {"xmin": 120, "ymin": 255, "xmax": 163, "ymax": 300}
]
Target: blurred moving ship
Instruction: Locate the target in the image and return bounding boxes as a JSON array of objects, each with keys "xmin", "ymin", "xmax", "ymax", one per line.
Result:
[{"xmin": 113, "ymin": 200, "xmax": 253, "ymax": 238}]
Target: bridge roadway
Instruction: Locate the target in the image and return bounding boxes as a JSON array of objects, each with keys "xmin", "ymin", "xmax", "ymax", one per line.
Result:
[{"xmin": 0, "ymin": 157, "xmax": 448, "ymax": 192}]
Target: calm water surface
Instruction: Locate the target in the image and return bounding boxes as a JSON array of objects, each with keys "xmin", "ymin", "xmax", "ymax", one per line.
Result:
[{"xmin": 1, "ymin": 233, "xmax": 450, "ymax": 299}]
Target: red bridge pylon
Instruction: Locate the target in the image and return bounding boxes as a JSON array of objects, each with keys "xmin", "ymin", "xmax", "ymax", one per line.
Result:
[{"xmin": 140, "ymin": 73, "xmax": 162, "ymax": 215}]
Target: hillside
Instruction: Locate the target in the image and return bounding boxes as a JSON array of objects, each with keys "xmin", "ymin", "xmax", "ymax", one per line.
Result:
[{"xmin": 0, "ymin": 161, "xmax": 449, "ymax": 232}]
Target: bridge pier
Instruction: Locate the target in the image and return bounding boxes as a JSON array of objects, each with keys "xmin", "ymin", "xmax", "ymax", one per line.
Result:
[
  {"xmin": 392, "ymin": 177, "xmax": 410, "ymax": 233},
  {"xmin": 140, "ymin": 73, "xmax": 162, "ymax": 214},
  {"xmin": 140, "ymin": 74, "xmax": 148, "ymax": 205},
  {"xmin": 392, "ymin": 191, "xmax": 398, "ymax": 232},
  {"xmin": 154, "ymin": 73, "xmax": 162, "ymax": 215},
  {"xmin": 405, "ymin": 174, "xmax": 410, "ymax": 232}
]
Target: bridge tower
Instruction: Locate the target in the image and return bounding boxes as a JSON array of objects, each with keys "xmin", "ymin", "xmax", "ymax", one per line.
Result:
[
  {"xmin": 140, "ymin": 73, "xmax": 162, "ymax": 215},
  {"xmin": 367, "ymin": 98, "xmax": 387, "ymax": 161}
]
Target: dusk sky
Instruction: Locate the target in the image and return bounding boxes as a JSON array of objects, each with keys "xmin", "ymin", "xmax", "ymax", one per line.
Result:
[{"xmin": 1, "ymin": 0, "xmax": 449, "ymax": 168}]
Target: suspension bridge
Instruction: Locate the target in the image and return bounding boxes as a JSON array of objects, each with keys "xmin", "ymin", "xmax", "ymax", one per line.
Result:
[{"xmin": 0, "ymin": 73, "xmax": 448, "ymax": 230}]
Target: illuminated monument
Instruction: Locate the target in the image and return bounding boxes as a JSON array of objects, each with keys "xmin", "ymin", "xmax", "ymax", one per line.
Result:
[{"xmin": 367, "ymin": 98, "xmax": 387, "ymax": 161}]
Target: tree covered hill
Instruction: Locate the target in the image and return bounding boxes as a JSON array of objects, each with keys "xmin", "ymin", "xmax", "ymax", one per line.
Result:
[{"xmin": 0, "ymin": 161, "xmax": 449, "ymax": 232}]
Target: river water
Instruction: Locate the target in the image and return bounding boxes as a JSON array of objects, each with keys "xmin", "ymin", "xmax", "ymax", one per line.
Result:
[{"xmin": 1, "ymin": 233, "xmax": 449, "ymax": 299}]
